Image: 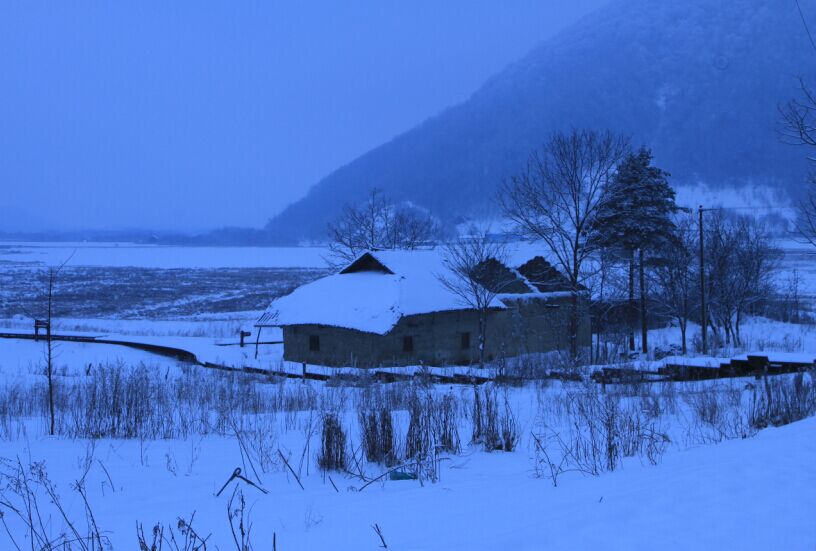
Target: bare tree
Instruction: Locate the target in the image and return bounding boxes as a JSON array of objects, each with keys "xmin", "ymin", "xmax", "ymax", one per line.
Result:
[
  {"xmin": 500, "ymin": 129, "xmax": 629, "ymax": 360},
  {"xmin": 794, "ymin": 184, "xmax": 816, "ymax": 248},
  {"xmin": 652, "ymin": 214, "xmax": 698, "ymax": 354},
  {"xmin": 437, "ymin": 228, "xmax": 515, "ymax": 367},
  {"xmin": 327, "ymin": 188, "xmax": 440, "ymax": 265},
  {"xmin": 41, "ymin": 253, "xmax": 74, "ymax": 435},
  {"xmin": 781, "ymin": 78, "xmax": 816, "ymax": 247},
  {"xmin": 584, "ymin": 246, "xmax": 630, "ymax": 362},
  {"xmin": 704, "ymin": 213, "xmax": 778, "ymax": 347},
  {"xmin": 781, "ymin": 268, "xmax": 803, "ymax": 323},
  {"xmin": 730, "ymin": 218, "xmax": 780, "ymax": 345},
  {"xmin": 780, "ymin": 78, "xmax": 816, "ymax": 150}
]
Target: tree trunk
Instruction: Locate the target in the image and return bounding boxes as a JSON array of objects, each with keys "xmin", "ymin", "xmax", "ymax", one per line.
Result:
[
  {"xmin": 47, "ymin": 273, "xmax": 55, "ymax": 436},
  {"xmin": 594, "ymin": 332, "xmax": 601, "ymax": 363},
  {"xmin": 679, "ymin": 318, "xmax": 687, "ymax": 355},
  {"xmin": 735, "ymin": 309, "xmax": 742, "ymax": 347},
  {"xmin": 569, "ymin": 289, "xmax": 578, "ymax": 362},
  {"xmin": 570, "ymin": 252, "xmax": 580, "ymax": 362},
  {"xmin": 478, "ymin": 311, "xmax": 486, "ymax": 368},
  {"xmin": 639, "ymin": 249, "xmax": 648, "ymax": 354},
  {"xmin": 628, "ymin": 251, "xmax": 635, "ymax": 351}
]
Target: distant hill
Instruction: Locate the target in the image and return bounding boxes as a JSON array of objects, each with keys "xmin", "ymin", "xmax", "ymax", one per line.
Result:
[{"xmin": 267, "ymin": 0, "xmax": 816, "ymax": 243}]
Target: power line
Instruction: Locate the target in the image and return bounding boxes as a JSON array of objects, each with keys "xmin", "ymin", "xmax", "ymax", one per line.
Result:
[
  {"xmin": 795, "ymin": 0, "xmax": 816, "ymax": 54},
  {"xmin": 698, "ymin": 205, "xmax": 797, "ymax": 212}
]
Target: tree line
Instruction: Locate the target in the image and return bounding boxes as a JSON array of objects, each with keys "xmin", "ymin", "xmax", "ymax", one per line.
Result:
[{"xmin": 327, "ymin": 129, "xmax": 784, "ymax": 363}]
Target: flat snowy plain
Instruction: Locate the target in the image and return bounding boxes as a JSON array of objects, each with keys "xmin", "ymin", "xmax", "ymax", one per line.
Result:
[{"xmin": 0, "ymin": 242, "xmax": 814, "ymax": 550}]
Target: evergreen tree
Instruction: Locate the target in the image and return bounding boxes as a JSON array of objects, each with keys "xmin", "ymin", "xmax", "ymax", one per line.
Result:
[{"xmin": 594, "ymin": 147, "xmax": 679, "ymax": 353}]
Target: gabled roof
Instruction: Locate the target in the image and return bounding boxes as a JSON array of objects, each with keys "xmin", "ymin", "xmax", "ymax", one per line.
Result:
[
  {"xmin": 340, "ymin": 252, "xmax": 394, "ymax": 274},
  {"xmin": 258, "ymin": 249, "xmax": 574, "ymax": 334}
]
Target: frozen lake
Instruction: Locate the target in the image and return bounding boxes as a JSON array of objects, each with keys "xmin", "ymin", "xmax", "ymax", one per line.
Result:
[
  {"xmin": 0, "ymin": 242, "xmax": 329, "ymax": 320},
  {"xmin": 0, "ymin": 241, "xmax": 330, "ymax": 269}
]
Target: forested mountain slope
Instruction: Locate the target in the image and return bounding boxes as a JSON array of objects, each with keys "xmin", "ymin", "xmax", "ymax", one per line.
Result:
[{"xmin": 268, "ymin": 0, "xmax": 815, "ymax": 242}]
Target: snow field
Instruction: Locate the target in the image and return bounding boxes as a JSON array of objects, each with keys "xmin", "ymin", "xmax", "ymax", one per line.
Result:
[{"xmin": 0, "ymin": 367, "xmax": 813, "ymax": 549}]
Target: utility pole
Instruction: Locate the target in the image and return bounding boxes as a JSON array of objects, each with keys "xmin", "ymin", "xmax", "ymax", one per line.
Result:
[
  {"xmin": 698, "ymin": 205, "xmax": 707, "ymax": 356},
  {"xmin": 639, "ymin": 248, "xmax": 648, "ymax": 354}
]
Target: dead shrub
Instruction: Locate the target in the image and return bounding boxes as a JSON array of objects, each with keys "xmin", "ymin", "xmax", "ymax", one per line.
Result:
[
  {"xmin": 750, "ymin": 372, "xmax": 816, "ymax": 429},
  {"xmin": 499, "ymin": 399, "xmax": 519, "ymax": 452},
  {"xmin": 404, "ymin": 392, "xmax": 438, "ymax": 481},
  {"xmin": 0, "ymin": 363, "xmax": 322, "ymax": 441},
  {"xmin": 402, "ymin": 390, "xmax": 462, "ymax": 482},
  {"xmin": 678, "ymin": 382, "xmax": 755, "ymax": 444},
  {"xmin": 405, "ymin": 393, "xmax": 433, "ymax": 461},
  {"xmin": 471, "ymin": 386, "xmax": 517, "ymax": 452},
  {"xmin": 317, "ymin": 413, "xmax": 347, "ymax": 472},
  {"xmin": 684, "ymin": 387, "xmax": 723, "ymax": 427},
  {"xmin": 539, "ymin": 385, "xmax": 669, "ymax": 476},
  {"xmin": 358, "ymin": 406, "xmax": 396, "ymax": 465},
  {"xmin": 434, "ymin": 393, "xmax": 461, "ymax": 455},
  {"xmin": 640, "ymin": 391, "xmax": 663, "ymax": 419},
  {"xmin": 0, "ymin": 458, "xmax": 110, "ymax": 550}
]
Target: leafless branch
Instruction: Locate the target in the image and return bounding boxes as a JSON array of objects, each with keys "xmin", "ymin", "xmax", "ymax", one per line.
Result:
[
  {"xmin": 326, "ymin": 188, "xmax": 440, "ymax": 266},
  {"xmin": 436, "ymin": 227, "xmax": 515, "ymax": 366},
  {"xmin": 501, "ymin": 129, "xmax": 629, "ymax": 358}
]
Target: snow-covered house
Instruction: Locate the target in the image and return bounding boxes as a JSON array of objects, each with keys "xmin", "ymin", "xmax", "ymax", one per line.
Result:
[{"xmin": 257, "ymin": 250, "xmax": 589, "ymax": 367}]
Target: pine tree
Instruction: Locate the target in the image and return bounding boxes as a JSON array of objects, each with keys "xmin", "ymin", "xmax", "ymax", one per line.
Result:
[{"xmin": 594, "ymin": 147, "xmax": 679, "ymax": 353}]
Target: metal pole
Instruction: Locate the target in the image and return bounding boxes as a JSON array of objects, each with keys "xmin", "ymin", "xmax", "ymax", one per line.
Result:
[
  {"xmin": 254, "ymin": 326, "xmax": 262, "ymax": 359},
  {"xmin": 698, "ymin": 205, "xmax": 707, "ymax": 355}
]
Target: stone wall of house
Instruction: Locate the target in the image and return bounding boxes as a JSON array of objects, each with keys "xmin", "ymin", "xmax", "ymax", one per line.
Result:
[
  {"xmin": 282, "ymin": 324, "xmax": 380, "ymax": 367},
  {"xmin": 282, "ymin": 294, "xmax": 591, "ymax": 367}
]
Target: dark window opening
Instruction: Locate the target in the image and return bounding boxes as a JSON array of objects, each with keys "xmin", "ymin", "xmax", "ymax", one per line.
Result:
[
  {"xmin": 403, "ymin": 336, "xmax": 414, "ymax": 353},
  {"xmin": 461, "ymin": 332, "xmax": 471, "ymax": 350},
  {"xmin": 309, "ymin": 335, "xmax": 320, "ymax": 352}
]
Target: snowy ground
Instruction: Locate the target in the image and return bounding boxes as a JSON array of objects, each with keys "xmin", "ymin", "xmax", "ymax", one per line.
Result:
[
  {"xmin": 0, "ymin": 375, "xmax": 813, "ymax": 550},
  {"xmin": 0, "ymin": 241, "xmax": 815, "ymax": 549},
  {"xmin": 0, "ymin": 334, "xmax": 284, "ymax": 381},
  {"xmin": 649, "ymin": 317, "xmax": 816, "ymax": 356},
  {"xmin": 0, "ymin": 338, "xmax": 183, "ymax": 385}
]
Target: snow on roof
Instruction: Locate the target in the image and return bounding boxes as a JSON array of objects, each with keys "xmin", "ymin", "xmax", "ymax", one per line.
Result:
[
  {"xmin": 264, "ymin": 269, "xmax": 403, "ymax": 334},
  {"xmin": 732, "ymin": 352, "xmax": 816, "ymax": 364},
  {"xmin": 259, "ymin": 249, "xmax": 570, "ymax": 334}
]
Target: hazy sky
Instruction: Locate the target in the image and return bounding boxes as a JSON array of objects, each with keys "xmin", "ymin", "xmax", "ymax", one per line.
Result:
[{"xmin": 0, "ymin": 1, "xmax": 607, "ymax": 232}]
